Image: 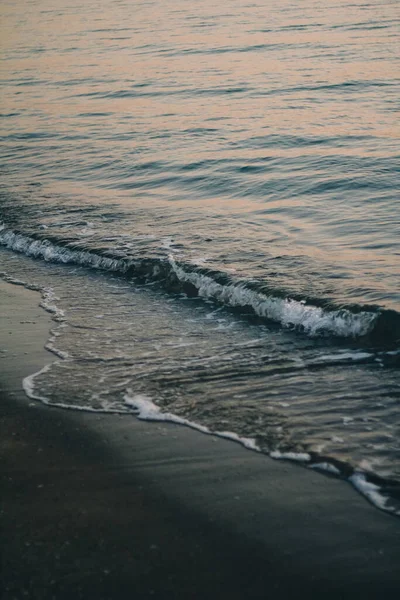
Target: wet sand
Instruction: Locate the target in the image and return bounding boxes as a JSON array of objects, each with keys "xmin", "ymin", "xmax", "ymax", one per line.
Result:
[{"xmin": 1, "ymin": 279, "xmax": 400, "ymax": 599}]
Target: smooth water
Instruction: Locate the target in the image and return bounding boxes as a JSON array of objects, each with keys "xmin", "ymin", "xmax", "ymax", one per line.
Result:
[{"xmin": 1, "ymin": 0, "xmax": 399, "ymax": 514}]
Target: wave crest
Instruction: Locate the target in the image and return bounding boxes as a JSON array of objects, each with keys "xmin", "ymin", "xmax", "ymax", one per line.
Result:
[
  {"xmin": 1, "ymin": 224, "xmax": 398, "ymax": 344},
  {"xmin": 169, "ymin": 258, "xmax": 377, "ymax": 338}
]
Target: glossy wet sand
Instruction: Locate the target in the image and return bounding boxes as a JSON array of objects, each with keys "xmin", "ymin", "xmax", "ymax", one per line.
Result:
[{"xmin": 1, "ymin": 280, "xmax": 399, "ymax": 599}]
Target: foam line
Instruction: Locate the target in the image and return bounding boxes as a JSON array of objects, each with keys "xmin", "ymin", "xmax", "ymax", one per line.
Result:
[
  {"xmin": 23, "ymin": 364, "xmax": 129, "ymax": 413},
  {"xmin": 124, "ymin": 390, "xmax": 260, "ymax": 450},
  {"xmin": 20, "ymin": 373, "xmax": 400, "ymax": 518},
  {"xmin": 269, "ymin": 450, "xmax": 311, "ymax": 462},
  {"xmin": 309, "ymin": 462, "xmax": 341, "ymax": 475},
  {"xmin": 349, "ymin": 473, "xmax": 400, "ymax": 516}
]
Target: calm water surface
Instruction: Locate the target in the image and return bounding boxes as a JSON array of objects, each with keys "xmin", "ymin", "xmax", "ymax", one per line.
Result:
[{"xmin": 1, "ymin": 0, "xmax": 399, "ymax": 514}]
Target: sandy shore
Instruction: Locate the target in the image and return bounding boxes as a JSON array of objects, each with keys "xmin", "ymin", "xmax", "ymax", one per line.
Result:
[{"xmin": 1, "ymin": 279, "xmax": 400, "ymax": 599}]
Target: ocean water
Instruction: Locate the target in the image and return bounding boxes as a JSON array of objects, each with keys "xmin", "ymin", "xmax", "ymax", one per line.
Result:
[{"xmin": 1, "ymin": 0, "xmax": 399, "ymax": 515}]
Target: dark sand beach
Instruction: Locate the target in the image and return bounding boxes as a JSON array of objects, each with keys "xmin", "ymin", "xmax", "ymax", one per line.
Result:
[{"xmin": 1, "ymin": 279, "xmax": 400, "ymax": 599}]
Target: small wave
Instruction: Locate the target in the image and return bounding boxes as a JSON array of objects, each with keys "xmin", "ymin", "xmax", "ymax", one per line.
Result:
[
  {"xmin": 123, "ymin": 391, "xmax": 400, "ymax": 516},
  {"xmin": 20, "ymin": 363, "xmax": 400, "ymax": 518},
  {"xmin": 169, "ymin": 258, "xmax": 380, "ymax": 339},
  {"xmin": 0, "ymin": 225, "xmax": 127, "ymax": 273},
  {"xmin": 1, "ymin": 224, "xmax": 399, "ymax": 344}
]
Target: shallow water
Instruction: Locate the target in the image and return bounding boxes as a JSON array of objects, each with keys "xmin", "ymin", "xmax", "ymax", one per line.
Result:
[{"xmin": 1, "ymin": 0, "xmax": 399, "ymax": 514}]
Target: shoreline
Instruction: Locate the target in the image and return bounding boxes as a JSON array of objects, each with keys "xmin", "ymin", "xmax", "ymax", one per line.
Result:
[{"xmin": 1, "ymin": 278, "xmax": 400, "ymax": 598}]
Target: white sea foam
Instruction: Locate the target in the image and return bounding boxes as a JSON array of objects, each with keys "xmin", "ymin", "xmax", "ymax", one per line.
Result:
[
  {"xmin": 331, "ymin": 436, "xmax": 344, "ymax": 443},
  {"xmin": 315, "ymin": 351, "xmax": 373, "ymax": 363},
  {"xmin": 22, "ymin": 378, "xmax": 400, "ymax": 517},
  {"xmin": 40, "ymin": 288, "xmax": 70, "ymax": 357},
  {"xmin": 40, "ymin": 287, "xmax": 66, "ymax": 322},
  {"xmin": 123, "ymin": 390, "xmax": 259, "ymax": 450},
  {"xmin": 3, "ymin": 273, "xmax": 73, "ymax": 390},
  {"xmin": 269, "ymin": 450, "xmax": 311, "ymax": 462},
  {"xmin": 23, "ymin": 364, "xmax": 128, "ymax": 413},
  {"xmin": 1, "ymin": 276, "xmax": 26, "ymax": 286},
  {"xmin": 22, "ymin": 364, "xmax": 53, "ymax": 402},
  {"xmin": 124, "ymin": 391, "xmax": 195, "ymax": 424},
  {"xmin": 169, "ymin": 257, "xmax": 377, "ymax": 338},
  {"xmin": 44, "ymin": 342, "xmax": 69, "ymax": 360},
  {"xmin": 309, "ymin": 462, "xmax": 341, "ymax": 475},
  {"xmin": 2, "ymin": 233, "xmax": 397, "ymax": 516},
  {"xmin": 1, "ymin": 270, "xmax": 69, "ymax": 359},
  {"xmin": 0, "ymin": 228, "xmax": 127, "ymax": 273},
  {"xmin": 349, "ymin": 473, "xmax": 400, "ymax": 516},
  {"xmin": 212, "ymin": 430, "xmax": 259, "ymax": 451}
]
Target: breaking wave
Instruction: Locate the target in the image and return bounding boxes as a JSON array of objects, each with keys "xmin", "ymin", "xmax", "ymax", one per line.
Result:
[{"xmin": 1, "ymin": 224, "xmax": 399, "ymax": 345}]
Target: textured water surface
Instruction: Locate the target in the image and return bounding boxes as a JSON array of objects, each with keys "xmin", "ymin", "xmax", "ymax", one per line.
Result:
[{"xmin": 1, "ymin": 0, "xmax": 399, "ymax": 514}]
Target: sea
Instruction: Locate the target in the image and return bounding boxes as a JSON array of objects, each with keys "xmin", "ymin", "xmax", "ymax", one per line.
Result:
[{"xmin": 1, "ymin": 0, "xmax": 399, "ymax": 516}]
